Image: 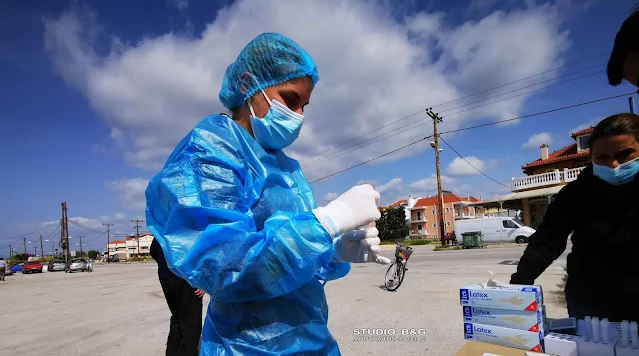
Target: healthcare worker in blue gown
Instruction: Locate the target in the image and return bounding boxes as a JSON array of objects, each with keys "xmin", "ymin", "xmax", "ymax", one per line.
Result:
[{"xmin": 145, "ymin": 32, "xmax": 392, "ymax": 355}]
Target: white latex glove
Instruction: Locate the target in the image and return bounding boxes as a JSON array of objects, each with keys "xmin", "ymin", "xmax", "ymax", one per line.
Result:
[
  {"xmin": 332, "ymin": 227, "xmax": 392, "ymax": 264},
  {"xmin": 312, "ymin": 184, "xmax": 381, "ymax": 238}
]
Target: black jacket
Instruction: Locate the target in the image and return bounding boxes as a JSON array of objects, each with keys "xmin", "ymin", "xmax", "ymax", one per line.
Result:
[
  {"xmin": 511, "ymin": 164, "xmax": 639, "ymax": 321},
  {"xmin": 150, "ymin": 238, "xmax": 178, "ymax": 280}
]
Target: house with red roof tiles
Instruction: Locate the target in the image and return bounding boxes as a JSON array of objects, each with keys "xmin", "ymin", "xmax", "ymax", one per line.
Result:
[
  {"xmin": 464, "ymin": 126, "xmax": 593, "ymax": 229},
  {"xmin": 408, "ymin": 193, "xmax": 483, "ymax": 240}
]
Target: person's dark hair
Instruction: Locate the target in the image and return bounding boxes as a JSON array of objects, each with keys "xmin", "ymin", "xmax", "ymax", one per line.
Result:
[
  {"xmin": 588, "ymin": 113, "xmax": 639, "ymax": 148},
  {"xmin": 607, "ymin": 8, "xmax": 639, "ymax": 85}
]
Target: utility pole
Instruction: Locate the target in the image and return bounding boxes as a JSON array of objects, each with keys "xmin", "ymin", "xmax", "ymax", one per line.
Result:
[
  {"xmin": 426, "ymin": 108, "xmax": 447, "ymax": 247},
  {"xmin": 103, "ymin": 223, "xmax": 113, "ymax": 260},
  {"xmin": 62, "ymin": 202, "xmax": 70, "ymax": 262},
  {"xmin": 33, "ymin": 247, "xmax": 37, "ymax": 256},
  {"xmin": 78, "ymin": 236, "xmax": 84, "ymax": 257},
  {"xmin": 40, "ymin": 235, "xmax": 44, "ymax": 258},
  {"xmin": 132, "ymin": 219, "xmax": 143, "ymax": 257},
  {"xmin": 23, "ymin": 236, "xmax": 27, "ymax": 255},
  {"xmin": 8, "ymin": 245, "xmax": 12, "ymax": 258},
  {"xmin": 51, "ymin": 241, "xmax": 55, "ymax": 257}
]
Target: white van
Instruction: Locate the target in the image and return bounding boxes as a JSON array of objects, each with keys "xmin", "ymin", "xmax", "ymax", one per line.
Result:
[{"xmin": 454, "ymin": 217, "xmax": 535, "ymax": 244}]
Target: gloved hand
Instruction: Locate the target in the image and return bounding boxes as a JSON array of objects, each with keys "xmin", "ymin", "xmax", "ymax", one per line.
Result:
[
  {"xmin": 312, "ymin": 184, "xmax": 381, "ymax": 238},
  {"xmin": 332, "ymin": 227, "xmax": 392, "ymax": 264}
]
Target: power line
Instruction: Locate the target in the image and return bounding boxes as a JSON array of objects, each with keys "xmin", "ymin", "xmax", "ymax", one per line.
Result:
[
  {"xmin": 0, "ymin": 222, "xmax": 60, "ymax": 242},
  {"xmin": 309, "ymin": 137, "xmax": 429, "ymax": 183},
  {"xmin": 437, "ymin": 135, "xmax": 509, "ymax": 188},
  {"xmin": 302, "ymin": 52, "xmax": 609, "ymax": 163},
  {"xmin": 438, "ymin": 92, "xmax": 634, "ymax": 135},
  {"xmin": 67, "ymin": 220, "xmax": 129, "ymax": 236},
  {"xmin": 308, "ymin": 92, "xmax": 633, "ymax": 184},
  {"xmin": 303, "ymin": 69, "xmax": 603, "ymax": 168}
]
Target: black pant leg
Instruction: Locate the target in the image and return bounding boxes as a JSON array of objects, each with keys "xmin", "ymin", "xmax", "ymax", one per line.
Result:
[
  {"xmin": 161, "ymin": 279, "xmax": 182, "ymax": 356},
  {"xmin": 176, "ymin": 279, "xmax": 203, "ymax": 356}
]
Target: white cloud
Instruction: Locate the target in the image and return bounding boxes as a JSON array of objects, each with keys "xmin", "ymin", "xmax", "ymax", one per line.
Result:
[
  {"xmin": 167, "ymin": 0, "xmax": 188, "ymax": 11},
  {"xmin": 44, "ymin": 0, "xmax": 570, "ymax": 180},
  {"xmin": 323, "ymin": 192, "xmax": 338, "ymax": 202},
  {"xmin": 446, "ymin": 156, "xmax": 486, "ymax": 176},
  {"xmin": 105, "ymin": 178, "xmax": 149, "ymax": 211},
  {"xmin": 376, "ymin": 177, "xmax": 403, "ymax": 194},
  {"xmin": 523, "ymin": 132, "xmax": 552, "ymax": 149},
  {"xmin": 409, "ymin": 174, "xmax": 471, "ymax": 197},
  {"xmin": 356, "ymin": 180, "xmax": 378, "ymax": 186}
]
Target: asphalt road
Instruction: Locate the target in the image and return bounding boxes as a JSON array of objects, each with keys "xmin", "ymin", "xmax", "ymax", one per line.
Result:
[{"xmin": 0, "ymin": 246, "xmax": 568, "ymax": 356}]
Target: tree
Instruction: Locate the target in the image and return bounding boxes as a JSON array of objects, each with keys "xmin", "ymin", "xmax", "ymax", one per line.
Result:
[
  {"xmin": 88, "ymin": 250, "xmax": 99, "ymax": 259},
  {"xmin": 376, "ymin": 207, "xmax": 409, "ymax": 241}
]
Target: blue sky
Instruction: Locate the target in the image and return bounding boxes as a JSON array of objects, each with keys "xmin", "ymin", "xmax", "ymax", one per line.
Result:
[{"xmin": 1, "ymin": 0, "xmax": 637, "ymax": 255}]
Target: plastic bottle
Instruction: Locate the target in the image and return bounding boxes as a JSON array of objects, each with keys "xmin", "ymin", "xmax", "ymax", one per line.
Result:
[
  {"xmin": 592, "ymin": 317, "xmax": 600, "ymax": 343},
  {"xmin": 601, "ymin": 318, "xmax": 609, "ymax": 344},
  {"xmin": 631, "ymin": 321, "xmax": 638, "ymax": 349},
  {"xmin": 584, "ymin": 316, "xmax": 592, "ymax": 338},
  {"xmin": 622, "ymin": 320, "xmax": 630, "ymax": 347}
]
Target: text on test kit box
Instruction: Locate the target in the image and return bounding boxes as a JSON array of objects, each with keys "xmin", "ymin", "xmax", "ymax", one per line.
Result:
[
  {"xmin": 462, "ymin": 306, "xmax": 544, "ymax": 332},
  {"xmin": 459, "ymin": 284, "xmax": 542, "ymax": 312},
  {"xmin": 464, "ymin": 322, "xmax": 544, "ymax": 352}
]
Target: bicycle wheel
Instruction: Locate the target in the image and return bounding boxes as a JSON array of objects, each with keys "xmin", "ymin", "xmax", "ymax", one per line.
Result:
[{"xmin": 385, "ymin": 261, "xmax": 406, "ymax": 291}]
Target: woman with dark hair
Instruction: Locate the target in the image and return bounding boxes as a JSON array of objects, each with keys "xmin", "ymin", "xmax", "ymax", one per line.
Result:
[{"xmin": 511, "ymin": 113, "xmax": 639, "ymax": 321}]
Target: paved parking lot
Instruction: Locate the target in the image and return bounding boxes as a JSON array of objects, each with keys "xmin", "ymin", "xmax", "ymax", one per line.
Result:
[{"xmin": 0, "ymin": 246, "xmax": 567, "ymax": 355}]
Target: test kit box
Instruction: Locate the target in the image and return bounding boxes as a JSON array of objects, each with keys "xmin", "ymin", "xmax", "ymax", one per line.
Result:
[
  {"xmin": 462, "ymin": 306, "xmax": 545, "ymax": 333},
  {"xmin": 460, "ymin": 284, "xmax": 543, "ymax": 312},
  {"xmin": 464, "ymin": 322, "xmax": 544, "ymax": 352}
]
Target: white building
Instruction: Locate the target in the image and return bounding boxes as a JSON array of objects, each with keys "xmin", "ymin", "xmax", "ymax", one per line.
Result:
[{"xmin": 105, "ymin": 234, "xmax": 154, "ymax": 260}]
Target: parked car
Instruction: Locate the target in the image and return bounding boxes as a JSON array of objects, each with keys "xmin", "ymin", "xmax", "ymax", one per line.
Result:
[
  {"xmin": 4, "ymin": 265, "xmax": 13, "ymax": 276},
  {"xmin": 48, "ymin": 260, "xmax": 66, "ymax": 272},
  {"xmin": 454, "ymin": 217, "xmax": 536, "ymax": 244},
  {"xmin": 11, "ymin": 263, "xmax": 23, "ymax": 273},
  {"xmin": 65, "ymin": 259, "xmax": 88, "ymax": 273},
  {"xmin": 22, "ymin": 261, "xmax": 44, "ymax": 274}
]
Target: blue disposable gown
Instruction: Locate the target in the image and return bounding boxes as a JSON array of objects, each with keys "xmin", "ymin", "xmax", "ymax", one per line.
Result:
[{"xmin": 145, "ymin": 114, "xmax": 351, "ymax": 355}]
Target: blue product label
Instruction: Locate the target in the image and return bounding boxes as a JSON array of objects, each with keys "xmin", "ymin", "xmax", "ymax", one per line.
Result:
[
  {"xmin": 460, "ymin": 289, "xmax": 469, "ymax": 301},
  {"xmin": 463, "ymin": 306, "xmax": 472, "ymax": 317},
  {"xmin": 464, "ymin": 323, "xmax": 473, "ymax": 335}
]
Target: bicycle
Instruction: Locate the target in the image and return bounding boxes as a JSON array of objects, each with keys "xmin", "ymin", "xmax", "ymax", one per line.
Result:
[{"xmin": 384, "ymin": 241, "xmax": 413, "ymax": 291}]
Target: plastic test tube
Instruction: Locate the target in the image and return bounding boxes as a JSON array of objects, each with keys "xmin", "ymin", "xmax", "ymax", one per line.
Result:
[
  {"xmin": 601, "ymin": 318, "xmax": 609, "ymax": 344},
  {"xmin": 592, "ymin": 317, "xmax": 600, "ymax": 343},
  {"xmin": 631, "ymin": 321, "xmax": 638, "ymax": 348},
  {"xmin": 622, "ymin": 320, "xmax": 630, "ymax": 347}
]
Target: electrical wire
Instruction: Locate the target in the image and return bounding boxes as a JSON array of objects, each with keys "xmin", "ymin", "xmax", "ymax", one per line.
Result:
[
  {"xmin": 302, "ymin": 53, "xmax": 609, "ymax": 163},
  {"xmin": 308, "ymin": 92, "xmax": 634, "ymax": 184},
  {"xmin": 437, "ymin": 135, "xmax": 509, "ymax": 188},
  {"xmin": 0, "ymin": 222, "xmax": 60, "ymax": 242},
  {"xmin": 303, "ymin": 69, "xmax": 603, "ymax": 168}
]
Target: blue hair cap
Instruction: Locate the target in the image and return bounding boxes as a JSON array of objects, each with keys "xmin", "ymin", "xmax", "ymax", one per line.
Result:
[{"xmin": 219, "ymin": 32, "xmax": 320, "ymax": 110}]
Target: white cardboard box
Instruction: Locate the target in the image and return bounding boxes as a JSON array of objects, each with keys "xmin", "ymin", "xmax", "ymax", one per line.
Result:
[
  {"xmin": 464, "ymin": 322, "xmax": 544, "ymax": 352},
  {"xmin": 460, "ymin": 284, "xmax": 543, "ymax": 312},
  {"xmin": 462, "ymin": 306, "xmax": 544, "ymax": 333}
]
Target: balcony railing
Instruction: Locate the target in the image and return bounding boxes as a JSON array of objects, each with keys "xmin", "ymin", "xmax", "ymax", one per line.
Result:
[
  {"xmin": 410, "ymin": 217, "xmax": 427, "ymax": 223},
  {"xmin": 410, "ymin": 230, "xmax": 425, "ymax": 236},
  {"xmin": 511, "ymin": 167, "xmax": 585, "ymax": 192}
]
